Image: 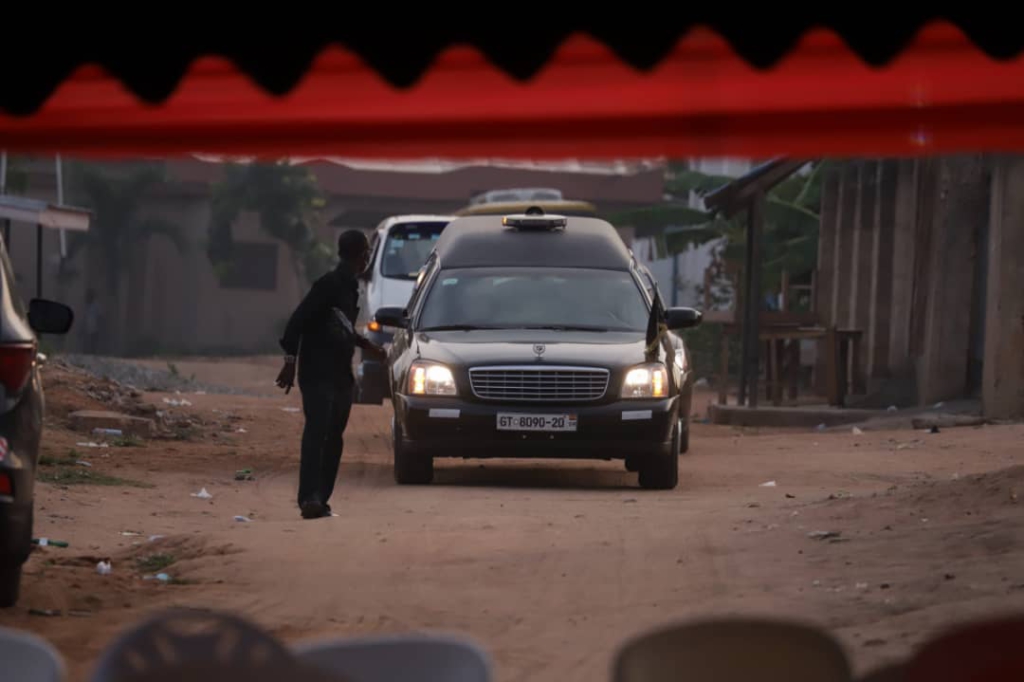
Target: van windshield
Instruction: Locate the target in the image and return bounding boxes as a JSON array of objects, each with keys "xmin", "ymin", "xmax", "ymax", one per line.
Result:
[{"xmin": 381, "ymin": 222, "xmax": 448, "ymax": 280}]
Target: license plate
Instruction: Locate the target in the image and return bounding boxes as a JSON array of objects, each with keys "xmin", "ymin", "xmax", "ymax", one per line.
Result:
[{"xmin": 496, "ymin": 413, "xmax": 577, "ymax": 432}]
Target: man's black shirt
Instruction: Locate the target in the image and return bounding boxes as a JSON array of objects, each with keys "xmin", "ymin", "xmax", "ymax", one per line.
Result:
[{"xmin": 280, "ymin": 261, "xmax": 360, "ymax": 387}]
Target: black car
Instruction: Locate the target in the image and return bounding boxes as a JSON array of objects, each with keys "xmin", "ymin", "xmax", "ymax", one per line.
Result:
[
  {"xmin": 371, "ymin": 209, "xmax": 701, "ymax": 490},
  {"xmin": 0, "ymin": 238, "xmax": 74, "ymax": 606}
]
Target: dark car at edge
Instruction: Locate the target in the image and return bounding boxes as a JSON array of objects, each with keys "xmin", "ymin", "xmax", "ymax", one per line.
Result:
[
  {"xmin": 0, "ymin": 237, "xmax": 74, "ymax": 606},
  {"xmin": 370, "ymin": 209, "xmax": 701, "ymax": 490}
]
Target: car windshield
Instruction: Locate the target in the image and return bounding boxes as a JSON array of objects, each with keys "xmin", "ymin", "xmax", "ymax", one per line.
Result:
[
  {"xmin": 418, "ymin": 268, "xmax": 649, "ymax": 332},
  {"xmin": 381, "ymin": 222, "xmax": 448, "ymax": 280}
]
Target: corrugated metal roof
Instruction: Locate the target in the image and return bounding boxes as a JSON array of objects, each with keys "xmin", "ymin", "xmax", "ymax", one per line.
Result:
[{"xmin": 0, "ymin": 195, "xmax": 91, "ymax": 231}]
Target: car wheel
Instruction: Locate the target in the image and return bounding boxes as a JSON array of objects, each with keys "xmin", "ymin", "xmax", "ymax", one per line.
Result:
[
  {"xmin": 638, "ymin": 423, "xmax": 680, "ymax": 490},
  {"xmin": 678, "ymin": 418, "xmax": 690, "ymax": 454},
  {"xmin": 0, "ymin": 565, "xmax": 22, "ymax": 608},
  {"xmin": 624, "ymin": 457, "xmax": 639, "ymax": 472},
  {"xmin": 392, "ymin": 417, "xmax": 433, "ymax": 485}
]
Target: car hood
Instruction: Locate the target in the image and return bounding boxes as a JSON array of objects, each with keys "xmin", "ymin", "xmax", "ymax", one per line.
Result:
[{"xmin": 411, "ymin": 329, "xmax": 650, "ymax": 368}]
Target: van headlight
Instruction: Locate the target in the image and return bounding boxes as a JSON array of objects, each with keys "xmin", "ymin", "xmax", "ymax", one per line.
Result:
[
  {"xmin": 409, "ymin": 361, "xmax": 457, "ymax": 396},
  {"xmin": 621, "ymin": 363, "xmax": 669, "ymax": 399}
]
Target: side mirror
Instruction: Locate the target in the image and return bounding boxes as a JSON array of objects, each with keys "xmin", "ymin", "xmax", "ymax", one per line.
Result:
[
  {"xmin": 28, "ymin": 299, "xmax": 74, "ymax": 335},
  {"xmin": 664, "ymin": 307, "xmax": 702, "ymax": 330},
  {"xmin": 373, "ymin": 306, "xmax": 409, "ymax": 329}
]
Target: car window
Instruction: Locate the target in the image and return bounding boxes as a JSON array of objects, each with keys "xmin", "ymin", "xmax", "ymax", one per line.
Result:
[
  {"xmin": 406, "ymin": 254, "xmax": 437, "ymax": 313},
  {"xmin": 417, "ymin": 267, "xmax": 649, "ymax": 332},
  {"xmin": 0, "ymin": 240, "xmax": 26, "ymax": 317},
  {"xmin": 381, "ymin": 222, "xmax": 448, "ymax": 280}
]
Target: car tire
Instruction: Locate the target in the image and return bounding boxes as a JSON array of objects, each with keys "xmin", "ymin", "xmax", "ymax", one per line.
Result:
[
  {"xmin": 392, "ymin": 418, "xmax": 433, "ymax": 485},
  {"xmin": 638, "ymin": 424, "xmax": 680, "ymax": 490},
  {"xmin": 624, "ymin": 457, "xmax": 639, "ymax": 472},
  {"xmin": 678, "ymin": 418, "xmax": 690, "ymax": 454},
  {"xmin": 0, "ymin": 565, "xmax": 22, "ymax": 608}
]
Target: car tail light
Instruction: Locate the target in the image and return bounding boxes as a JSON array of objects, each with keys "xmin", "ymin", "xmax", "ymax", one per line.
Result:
[
  {"xmin": 0, "ymin": 472, "xmax": 12, "ymax": 497},
  {"xmin": 0, "ymin": 343, "xmax": 35, "ymax": 394}
]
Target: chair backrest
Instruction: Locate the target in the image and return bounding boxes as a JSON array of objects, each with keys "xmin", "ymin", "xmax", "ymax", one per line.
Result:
[
  {"xmin": 89, "ymin": 608, "xmax": 295, "ymax": 682},
  {"xmin": 292, "ymin": 632, "xmax": 492, "ymax": 682},
  {"xmin": 905, "ymin": 615, "xmax": 1024, "ymax": 682},
  {"xmin": 0, "ymin": 625, "xmax": 66, "ymax": 682},
  {"xmin": 613, "ymin": 617, "xmax": 852, "ymax": 682},
  {"xmin": 858, "ymin": 663, "xmax": 905, "ymax": 682}
]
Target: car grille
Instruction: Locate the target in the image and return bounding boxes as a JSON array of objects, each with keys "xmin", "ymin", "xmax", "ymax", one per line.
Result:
[{"xmin": 469, "ymin": 366, "xmax": 610, "ymax": 402}]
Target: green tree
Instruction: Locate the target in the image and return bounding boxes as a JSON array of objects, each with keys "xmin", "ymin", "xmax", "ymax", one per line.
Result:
[
  {"xmin": 611, "ymin": 160, "xmax": 825, "ymax": 295},
  {"xmin": 207, "ymin": 162, "xmax": 333, "ymax": 288}
]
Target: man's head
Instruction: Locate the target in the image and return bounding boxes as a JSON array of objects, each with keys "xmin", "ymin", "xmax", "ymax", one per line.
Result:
[{"xmin": 337, "ymin": 229, "xmax": 370, "ymax": 273}]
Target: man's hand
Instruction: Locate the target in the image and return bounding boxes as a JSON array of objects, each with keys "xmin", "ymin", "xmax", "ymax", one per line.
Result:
[
  {"xmin": 276, "ymin": 358, "xmax": 296, "ymax": 394},
  {"xmin": 362, "ymin": 342, "xmax": 387, "ymax": 363}
]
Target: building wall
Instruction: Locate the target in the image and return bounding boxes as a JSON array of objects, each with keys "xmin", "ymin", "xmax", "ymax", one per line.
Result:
[
  {"xmin": 6, "ymin": 157, "xmax": 665, "ymax": 356},
  {"xmin": 815, "ymin": 155, "xmax": 1018, "ymax": 413}
]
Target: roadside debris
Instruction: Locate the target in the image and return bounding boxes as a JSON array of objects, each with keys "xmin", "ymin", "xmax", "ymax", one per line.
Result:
[
  {"xmin": 191, "ymin": 487, "xmax": 213, "ymax": 500},
  {"xmin": 144, "ymin": 573, "xmax": 171, "ymax": 582},
  {"xmin": 96, "ymin": 560, "xmax": 112, "ymax": 575},
  {"xmin": 851, "ymin": 426, "xmax": 864, "ymax": 435},
  {"xmin": 163, "ymin": 397, "xmax": 193, "ymax": 407},
  {"xmin": 92, "ymin": 428, "xmax": 123, "ymax": 437},
  {"xmin": 29, "ymin": 609, "xmax": 62, "ymax": 617},
  {"xmin": 75, "ymin": 442, "xmax": 109, "ymax": 449},
  {"xmin": 281, "ymin": 407, "xmax": 301, "ymax": 413},
  {"xmin": 234, "ymin": 469, "xmax": 255, "ymax": 481},
  {"xmin": 32, "ymin": 538, "xmax": 69, "ymax": 548},
  {"xmin": 808, "ymin": 530, "xmax": 842, "ymax": 541},
  {"xmin": 759, "ymin": 480, "xmax": 777, "ymax": 488},
  {"xmin": 234, "ymin": 515, "xmax": 252, "ymax": 523}
]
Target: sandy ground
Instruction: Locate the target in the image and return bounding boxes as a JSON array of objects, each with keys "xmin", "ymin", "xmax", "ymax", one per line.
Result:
[{"xmin": 2, "ymin": 357, "xmax": 1023, "ymax": 681}]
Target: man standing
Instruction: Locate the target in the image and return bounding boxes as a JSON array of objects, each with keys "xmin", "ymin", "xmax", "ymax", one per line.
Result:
[{"xmin": 276, "ymin": 230, "xmax": 385, "ymax": 519}]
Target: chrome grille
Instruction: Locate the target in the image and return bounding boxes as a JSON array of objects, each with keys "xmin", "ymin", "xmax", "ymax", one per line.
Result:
[{"xmin": 469, "ymin": 366, "xmax": 610, "ymax": 402}]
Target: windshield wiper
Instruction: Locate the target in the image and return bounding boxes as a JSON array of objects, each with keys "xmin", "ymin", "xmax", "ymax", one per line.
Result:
[
  {"xmin": 420, "ymin": 324, "xmax": 504, "ymax": 332},
  {"xmin": 519, "ymin": 325, "xmax": 610, "ymax": 332}
]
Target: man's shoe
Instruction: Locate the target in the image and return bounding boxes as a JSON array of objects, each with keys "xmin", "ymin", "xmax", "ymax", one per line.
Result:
[{"xmin": 300, "ymin": 500, "xmax": 326, "ymax": 519}]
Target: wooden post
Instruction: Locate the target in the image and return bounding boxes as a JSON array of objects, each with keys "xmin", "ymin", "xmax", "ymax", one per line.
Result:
[
  {"xmin": 787, "ymin": 339, "xmax": 801, "ymax": 401},
  {"xmin": 718, "ymin": 329, "xmax": 730, "ymax": 405},
  {"xmin": 825, "ymin": 326, "xmax": 840, "ymax": 406},
  {"xmin": 780, "ymin": 271, "xmax": 790, "ymax": 312},
  {"xmin": 741, "ymin": 194, "xmax": 765, "ymax": 408}
]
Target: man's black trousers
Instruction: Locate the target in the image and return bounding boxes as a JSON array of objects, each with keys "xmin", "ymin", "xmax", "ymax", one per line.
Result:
[{"xmin": 297, "ymin": 379, "xmax": 354, "ymax": 508}]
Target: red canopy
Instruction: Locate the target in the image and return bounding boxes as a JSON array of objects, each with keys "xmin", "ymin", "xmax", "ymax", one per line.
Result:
[{"xmin": 2, "ymin": 23, "xmax": 1022, "ymax": 159}]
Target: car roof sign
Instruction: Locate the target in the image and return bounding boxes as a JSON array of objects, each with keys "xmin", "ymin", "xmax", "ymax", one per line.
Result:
[{"xmin": 501, "ymin": 207, "xmax": 567, "ymax": 231}]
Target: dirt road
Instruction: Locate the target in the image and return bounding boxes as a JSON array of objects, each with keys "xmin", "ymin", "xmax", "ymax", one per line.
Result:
[{"xmin": 2, "ymin": 358, "xmax": 1023, "ymax": 681}]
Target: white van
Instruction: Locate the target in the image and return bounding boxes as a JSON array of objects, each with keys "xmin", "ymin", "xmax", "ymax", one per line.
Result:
[{"xmin": 356, "ymin": 214, "xmax": 455, "ymax": 403}]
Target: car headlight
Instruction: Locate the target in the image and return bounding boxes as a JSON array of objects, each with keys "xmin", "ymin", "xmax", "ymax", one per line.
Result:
[
  {"xmin": 409, "ymin": 361, "xmax": 457, "ymax": 396},
  {"xmin": 622, "ymin": 363, "xmax": 669, "ymax": 399}
]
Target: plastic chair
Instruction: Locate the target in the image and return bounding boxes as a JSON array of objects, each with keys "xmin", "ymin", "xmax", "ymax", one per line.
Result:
[
  {"xmin": 859, "ymin": 663, "xmax": 905, "ymax": 681},
  {"xmin": 293, "ymin": 632, "xmax": 492, "ymax": 682},
  {"xmin": 613, "ymin": 617, "xmax": 852, "ymax": 682},
  {"xmin": 89, "ymin": 608, "xmax": 296, "ymax": 682},
  {"xmin": 0, "ymin": 625, "xmax": 66, "ymax": 682},
  {"xmin": 905, "ymin": 615, "xmax": 1024, "ymax": 681}
]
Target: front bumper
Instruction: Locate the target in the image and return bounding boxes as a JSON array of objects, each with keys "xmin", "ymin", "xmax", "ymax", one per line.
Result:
[{"xmin": 396, "ymin": 395, "xmax": 679, "ymax": 460}]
